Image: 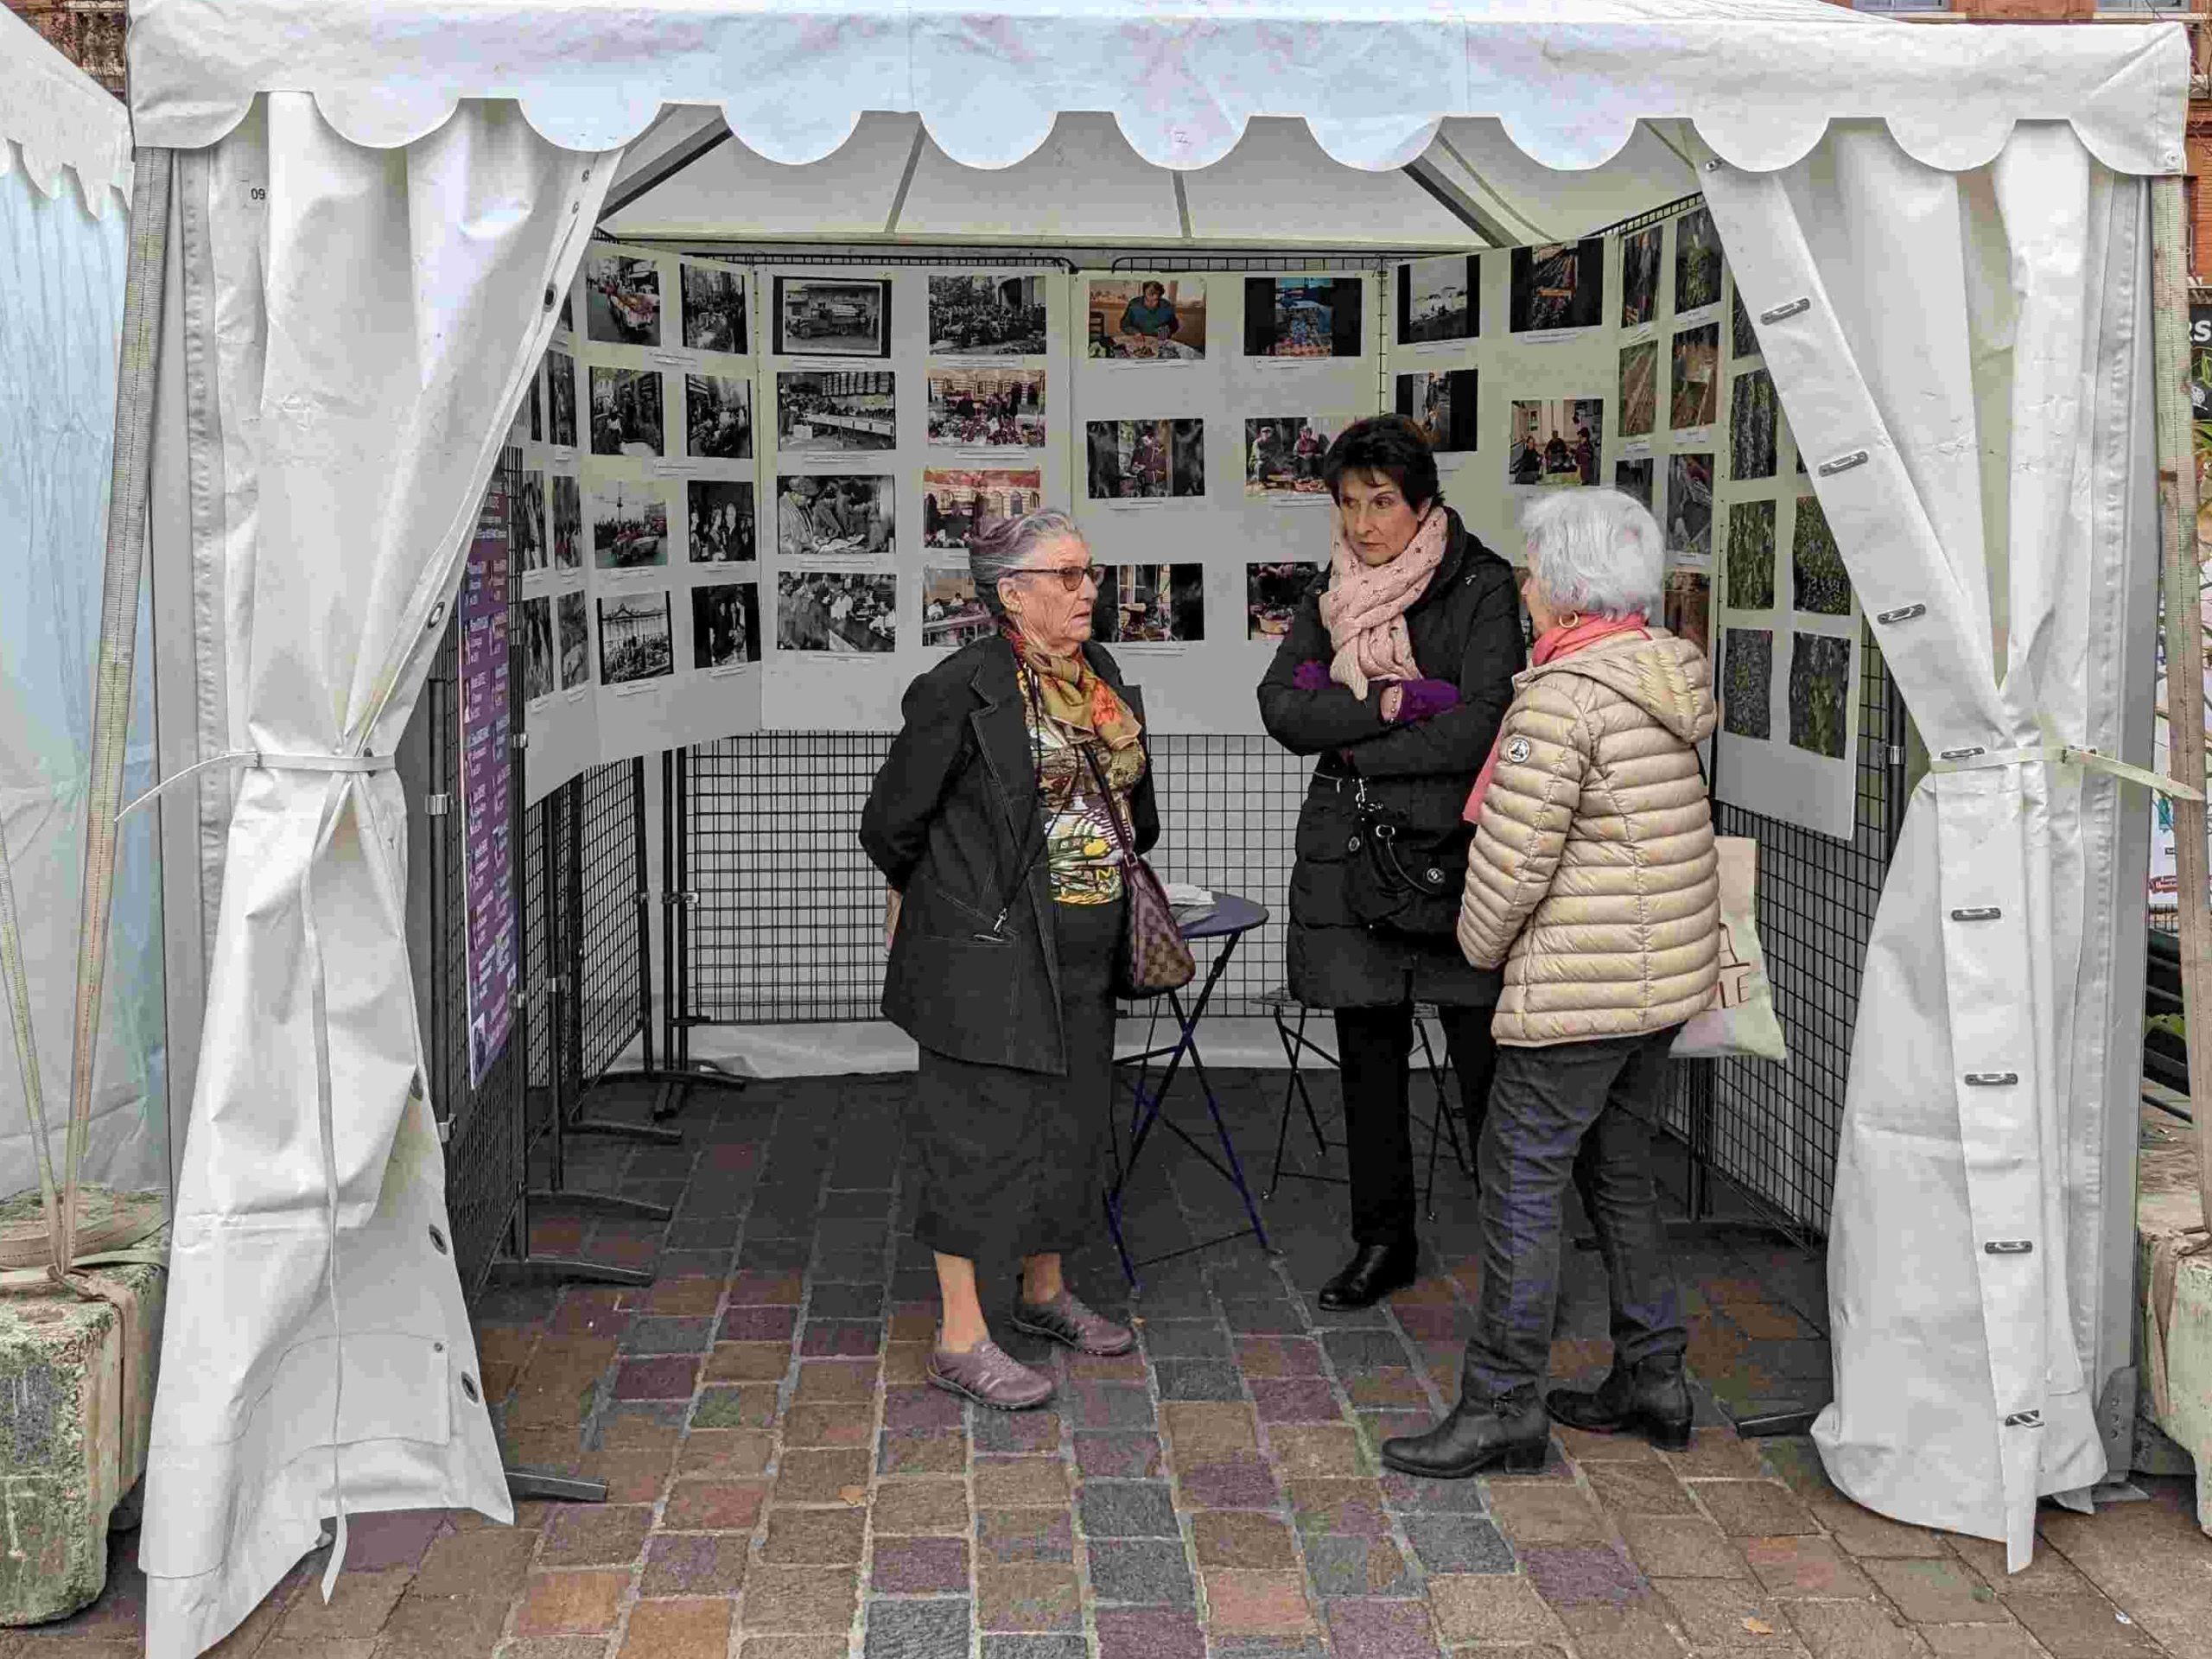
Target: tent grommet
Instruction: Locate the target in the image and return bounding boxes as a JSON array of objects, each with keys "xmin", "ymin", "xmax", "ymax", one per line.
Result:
[{"xmin": 428, "ymin": 1224, "xmax": 448, "ymax": 1254}]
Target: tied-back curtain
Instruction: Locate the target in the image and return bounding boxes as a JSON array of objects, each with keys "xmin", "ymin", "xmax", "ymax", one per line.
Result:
[
  {"xmin": 1705, "ymin": 122, "xmax": 2150, "ymax": 1568},
  {"xmin": 142, "ymin": 98, "xmax": 609, "ymax": 1659}
]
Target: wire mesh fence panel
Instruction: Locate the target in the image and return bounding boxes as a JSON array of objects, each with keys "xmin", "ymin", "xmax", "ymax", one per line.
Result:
[
  {"xmin": 524, "ymin": 786, "xmax": 557, "ymax": 1142},
  {"xmin": 575, "ymin": 758, "xmax": 650, "ymax": 1086}
]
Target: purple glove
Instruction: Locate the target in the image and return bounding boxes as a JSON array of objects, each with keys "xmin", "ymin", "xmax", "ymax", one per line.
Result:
[
  {"xmin": 1389, "ymin": 677, "xmax": 1461, "ymax": 724},
  {"xmin": 1292, "ymin": 660, "xmax": 1332, "ymax": 692}
]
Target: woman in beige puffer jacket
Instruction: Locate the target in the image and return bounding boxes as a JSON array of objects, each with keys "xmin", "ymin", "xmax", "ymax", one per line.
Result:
[{"xmin": 1382, "ymin": 488, "xmax": 1720, "ymax": 1485}]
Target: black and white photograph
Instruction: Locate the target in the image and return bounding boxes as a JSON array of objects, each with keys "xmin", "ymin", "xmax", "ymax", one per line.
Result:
[
  {"xmin": 775, "ymin": 371, "xmax": 893, "ymax": 454},
  {"xmin": 1726, "ymin": 499, "xmax": 1777, "ymax": 610},
  {"xmin": 1723, "ymin": 626, "xmax": 1773, "ymax": 741},
  {"xmin": 1621, "ymin": 224, "xmax": 1662, "ymax": 330},
  {"xmin": 1732, "ymin": 288, "xmax": 1759, "ymax": 360},
  {"xmin": 585, "ymin": 250, "xmax": 662, "ymax": 347},
  {"xmin": 1731, "ymin": 367, "xmax": 1779, "ymax": 481},
  {"xmin": 1245, "ymin": 417, "xmax": 1343, "ymax": 498},
  {"xmin": 521, "ymin": 595, "xmax": 555, "ymax": 702},
  {"xmin": 774, "ymin": 474, "xmax": 895, "ymax": 558},
  {"xmin": 590, "ymin": 480, "xmax": 668, "ymax": 569},
  {"xmin": 927, "ymin": 368, "xmax": 1045, "ymax": 448},
  {"xmin": 557, "ymin": 590, "xmax": 592, "ymax": 690},
  {"xmin": 1675, "ymin": 206, "xmax": 1724, "ymax": 314},
  {"xmin": 1510, "ymin": 238, "xmax": 1605, "ymax": 334},
  {"xmin": 923, "ymin": 567, "xmax": 995, "ymax": 651},
  {"xmin": 777, "ymin": 569, "xmax": 898, "ymax": 653},
  {"xmin": 589, "ymin": 365, "xmax": 664, "ymax": 458},
  {"xmin": 924, "ymin": 467, "xmax": 1043, "ymax": 549},
  {"xmin": 1664, "ymin": 569, "xmax": 1712, "ymax": 661},
  {"xmin": 550, "ymin": 474, "xmax": 582, "ymax": 569},
  {"xmin": 1397, "ymin": 255, "xmax": 1478, "ymax": 345},
  {"xmin": 1670, "ymin": 324, "xmax": 1719, "ymax": 430},
  {"xmin": 1618, "ymin": 341, "xmax": 1656, "ymax": 439},
  {"xmin": 1791, "ymin": 495, "xmax": 1853, "ymax": 616},
  {"xmin": 1667, "ymin": 451, "xmax": 1714, "ymax": 563},
  {"xmin": 598, "ymin": 591, "xmax": 675, "ymax": 684},
  {"xmin": 691, "ymin": 581, "xmax": 761, "ymax": 670},
  {"xmin": 774, "ymin": 276, "xmax": 890, "ymax": 359},
  {"xmin": 1092, "ymin": 563, "xmax": 1205, "ymax": 644},
  {"xmin": 680, "ymin": 260, "xmax": 747, "ymax": 354},
  {"xmin": 1395, "ymin": 371, "xmax": 1478, "ymax": 454},
  {"xmin": 1507, "ymin": 399, "xmax": 1602, "ymax": 487},
  {"xmin": 928, "ymin": 274, "xmax": 1048, "ymax": 355},
  {"xmin": 558, "ymin": 290, "xmax": 575, "ymax": 334},
  {"xmin": 685, "ymin": 373, "xmax": 753, "ymax": 460},
  {"xmin": 688, "ymin": 479, "xmax": 755, "ymax": 564},
  {"xmin": 1614, "ymin": 457, "xmax": 1654, "ymax": 512},
  {"xmin": 1085, "ymin": 418, "xmax": 1206, "ymax": 500},
  {"xmin": 515, "ymin": 470, "xmax": 549, "ymax": 574},
  {"xmin": 545, "ymin": 350, "xmax": 577, "ymax": 448},
  {"xmin": 527, "ymin": 372, "xmax": 543, "ymax": 444},
  {"xmin": 1247, "ymin": 562, "xmax": 1321, "ymax": 640},
  {"xmin": 1243, "ymin": 275, "xmax": 1363, "ymax": 359},
  {"xmin": 1789, "ymin": 633, "xmax": 1852, "ymax": 759},
  {"xmin": 1086, "ymin": 278, "xmax": 1205, "ymax": 360}
]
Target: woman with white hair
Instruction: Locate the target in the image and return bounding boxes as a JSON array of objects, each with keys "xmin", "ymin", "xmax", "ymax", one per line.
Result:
[{"xmin": 1382, "ymin": 487, "xmax": 1720, "ymax": 1480}]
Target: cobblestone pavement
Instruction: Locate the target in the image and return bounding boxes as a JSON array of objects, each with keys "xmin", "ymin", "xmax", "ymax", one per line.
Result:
[{"xmin": 14, "ymin": 1071, "xmax": 2211, "ymax": 1659}]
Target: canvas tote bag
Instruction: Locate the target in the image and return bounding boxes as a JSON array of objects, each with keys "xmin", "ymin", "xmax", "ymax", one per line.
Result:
[{"xmin": 1671, "ymin": 831, "xmax": 1788, "ymax": 1062}]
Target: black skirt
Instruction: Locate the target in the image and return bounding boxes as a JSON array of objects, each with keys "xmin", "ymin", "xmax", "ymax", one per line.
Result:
[{"xmin": 907, "ymin": 895, "xmax": 1125, "ymax": 1268}]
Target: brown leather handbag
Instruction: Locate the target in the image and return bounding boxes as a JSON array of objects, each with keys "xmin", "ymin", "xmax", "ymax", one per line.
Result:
[{"xmin": 1083, "ymin": 747, "xmax": 1196, "ymax": 999}]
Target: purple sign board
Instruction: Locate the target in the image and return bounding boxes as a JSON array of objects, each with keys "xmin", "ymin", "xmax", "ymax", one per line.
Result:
[{"xmin": 461, "ymin": 478, "xmax": 518, "ymax": 1088}]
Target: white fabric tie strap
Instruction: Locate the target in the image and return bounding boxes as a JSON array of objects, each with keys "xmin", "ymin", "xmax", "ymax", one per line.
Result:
[
  {"xmin": 115, "ymin": 748, "xmax": 397, "ymax": 822},
  {"xmin": 1928, "ymin": 742, "xmax": 2206, "ymax": 803}
]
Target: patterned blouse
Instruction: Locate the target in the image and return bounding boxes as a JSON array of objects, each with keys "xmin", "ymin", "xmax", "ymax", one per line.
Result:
[{"xmin": 1023, "ymin": 687, "xmax": 1147, "ymax": 906}]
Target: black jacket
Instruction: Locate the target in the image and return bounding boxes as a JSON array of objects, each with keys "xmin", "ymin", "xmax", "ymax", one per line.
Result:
[
  {"xmin": 1256, "ymin": 509, "xmax": 1523, "ymax": 1008},
  {"xmin": 861, "ymin": 633, "xmax": 1159, "ymax": 1074}
]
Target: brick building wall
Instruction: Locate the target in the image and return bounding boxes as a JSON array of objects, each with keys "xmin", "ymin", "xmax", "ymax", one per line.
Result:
[{"xmin": 3, "ymin": 0, "xmax": 124, "ymax": 95}]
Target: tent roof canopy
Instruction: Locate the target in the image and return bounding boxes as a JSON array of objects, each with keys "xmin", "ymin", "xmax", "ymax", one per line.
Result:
[
  {"xmin": 2, "ymin": 3, "xmax": 130, "ymax": 212},
  {"xmin": 129, "ymin": 0, "xmax": 2189, "ymax": 185}
]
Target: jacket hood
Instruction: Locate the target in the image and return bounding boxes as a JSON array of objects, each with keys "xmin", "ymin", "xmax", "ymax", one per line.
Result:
[{"xmin": 1522, "ymin": 630, "xmax": 1716, "ymax": 746}]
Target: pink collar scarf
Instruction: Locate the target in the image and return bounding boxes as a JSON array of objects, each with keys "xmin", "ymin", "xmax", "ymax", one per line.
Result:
[
  {"xmin": 1319, "ymin": 505, "xmax": 1450, "ymax": 701},
  {"xmin": 1463, "ymin": 614, "xmax": 1649, "ymax": 824}
]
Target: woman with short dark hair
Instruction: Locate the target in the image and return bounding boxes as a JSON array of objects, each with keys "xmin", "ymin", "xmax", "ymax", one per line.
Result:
[{"xmin": 1257, "ymin": 414, "xmax": 1524, "ymax": 1309}]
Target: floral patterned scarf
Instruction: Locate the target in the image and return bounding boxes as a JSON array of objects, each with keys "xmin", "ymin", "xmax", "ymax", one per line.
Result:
[{"xmin": 1001, "ymin": 621, "xmax": 1147, "ymax": 792}]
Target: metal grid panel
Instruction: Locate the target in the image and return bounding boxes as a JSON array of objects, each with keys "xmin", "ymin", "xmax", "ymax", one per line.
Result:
[{"xmin": 575, "ymin": 758, "xmax": 650, "ymax": 1085}]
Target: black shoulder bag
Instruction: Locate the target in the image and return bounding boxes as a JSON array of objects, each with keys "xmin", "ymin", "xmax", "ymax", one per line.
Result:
[{"xmin": 1340, "ymin": 776, "xmax": 1468, "ymax": 938}]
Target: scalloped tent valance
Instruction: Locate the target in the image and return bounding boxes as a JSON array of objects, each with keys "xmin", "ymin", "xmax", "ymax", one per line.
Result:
[
  {"xmin": 126, "ymin": 0, "xmax": 2189, "ymax": 181},
  {"xmin": 2, "ymin": 3, "xmax": 130, "ymax": 213}
]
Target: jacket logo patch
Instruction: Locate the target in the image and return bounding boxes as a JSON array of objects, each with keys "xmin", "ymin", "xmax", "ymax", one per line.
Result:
[{"xmin": 1505, "ymin": 736, "xmax": 1531, "ymax": 765}]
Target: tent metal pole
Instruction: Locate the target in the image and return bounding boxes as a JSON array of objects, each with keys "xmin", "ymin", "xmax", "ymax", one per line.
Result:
[
  {"xmin": 1400, "ymin": 156, "xmax": 1514, "ymax": 248},
  {"xmin": 2151, "ymin": 175, "xmax": 2212, "ymax": 1243},
  {"xmin": 597, "ymin": 119, "xmax": 734, "ymax": 226}
]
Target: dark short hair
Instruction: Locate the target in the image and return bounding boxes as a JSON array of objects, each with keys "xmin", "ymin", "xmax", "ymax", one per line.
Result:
[{"xmin": 1321, "ymin": 414, "xmax": 1441, "ymax": 512}]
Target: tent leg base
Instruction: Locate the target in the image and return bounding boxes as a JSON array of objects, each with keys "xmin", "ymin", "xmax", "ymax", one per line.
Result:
[
  {"xmin": 645, "ymin": 1064, "xmax": 749, "ymax": 1123},
  {"xmin": 524, "ymin": 1187, "xmax": 673, "ymax": 1224},
  {"xmin": 505, "ymin": 1467, "xmax": 607, "ymax": 1503},
  {"xmin": 488, "ymin": 1255, "xmax": 653, "ymax": 1289},
  {"xmin": 1732, "ymin": 1408, "xmax": 1825, "ymax": 1440},
  {"xmin": 564, "ymin": 1114, "xmax": 684, "ymax": 1147}
]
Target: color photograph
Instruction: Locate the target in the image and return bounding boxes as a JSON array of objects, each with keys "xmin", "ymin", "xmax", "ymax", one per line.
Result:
[
  {"xmin": 1789, "ymin": 633, "xmax": 1853, "ymax": 759},
  {"xmin": 1245, "ymin": 416, "xmax": 1343, "ymax": 497},
  {"xmin": 927, "ymin": 368, "xmax": 1046, "ymax": 449},
  {"xmin": 1726, "ymin": 499, "xmax": 1777, "ymax": 610},
  {"xmin": 557, "ymin": 591, "xmax": 591, "ymax": 690},
  {"xmin": 1723, "ymin": 627, "xmax": 1773, "ymax": 741},
  {"xmin": 1621, "ymin": 225, "xmax": 1662, "ymax": 330},
  {"xmin": 1086, "ymin": 278, "xmax": 1205, "ymax": 360},
  {"xmin": 1663, "ymin": 568, "xmax": 1712, "ymax": 660},
  {"xmin": 1732, "ymin": 367, "xmax": 1780, "ymax": 481},
  {"xmin": 1086, "ymin": 419, "xmax": 1206, "ymax": 500},
  {"xmin": 928, "ymin": 274, "xmax": 1049, "ymax": 355},
  {"xmin": 1507, "ymin": 398, "xmax": 1602, "ymax": 487},
  {"xmin": 1666, "ymin": 451, "xmax": 1713, "ymax": 563},
  {"xmin": 1675, "ymin": 207, "xmax": 1724, "ymax": 313},
  {"xmin": 1243, "ymin": 275, "xmax": 1363, "ymax": 359},
  {"xmin": 1618, "ymin": 341, "xmax": 1656, "ymax": 439},
  {"xmin": 1395, "ymin": 371, "xmax": 1478, "ymax": 454},
  {"xmin": 680, "ymin": 261, "xmax": 747, "ymax": 354},
  {"xmin": 1669, "ymin": 324, "xmax": 1719, "ymax": 430},
  {"xmin": 774, "ymin": 277, "xmax": 890, "ymax": 359},
  {"xmin": 923, "ymin": 467, "xmax": 1044, "ymax": 549},
  {"xmin": 1791, "ymin": 495, "xmax": 1853, "ymax": 616},
  {"xmin": 515, "ymin": 471, "xmax": 548, "ymax": 574},
  {"xmin": 692, "ymin": 581, "xmax": 761, "ymax": 670},
  {"xmin": 685, "ymin": 372, "xmax": 753, "ymax": 461},
  {"xmin": 550, "ymin": 474, "xmax": 583, "ymax": 569},
  {"xmin": 520, "ymin": 595, "xmax": 554, "ymax": 702},
  {"xmin": 585, "ymin": 250, "xmax": 661, "ymax": 347},
  {"xmin": 1092, "ymin": 563, "xmax": 1205, "ymax": 644},
  {"xmin": 1398, "ymin": 255, "xmax": 1478, "ymax": 345},
  {"xmin": 922, "ymin": 567, "xmax": 995, "ymax": 651},
  {"xmin": 777, "ymin": 570, "xmax": 897, "ymax": 653},
  {"xmin": 1509, "ymin": 238, "xmax": 1605, "ymax": 334},
  {"xmin": 1614, "ymin": 458, "xmax": 1654, "ymax": 512},
  {"xmin": 588, "ymin": 365, "xmax": 664, "ymax": 458},
  {"xmin": 774, "ymin": 474, "xmax": 894, "ymax": 558},
  {"xmin": 545, "ymin": 350, "xmax": 577, "ymax": 448},
  {"xmin": 775, "ymin": 370, "xmax": 893, "ymax": 454},
  {"xmin": 598, "ymin": 591, "xmax": 675, "ymax": 684},
  {"xmin": 590, "ymin": 481, "xmax": 668, "ymax": 569},
  {"xmin": 1248, "ymin": 562, "xmax": 1321, "ymax": 639},
  {"xmin": 688, "ymin": 479, "xmax": 754, "ymax": 564}
]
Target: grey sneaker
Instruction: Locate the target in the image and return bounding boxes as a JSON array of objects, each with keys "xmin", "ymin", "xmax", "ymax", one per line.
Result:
[
  {"xmin": 925, "ymin": 1338, "xmax": 1055, "ymax": 1411},
  {"xmin": 1010, "ymin": 1289, "xmax": 1135, "ymax": 1357}
]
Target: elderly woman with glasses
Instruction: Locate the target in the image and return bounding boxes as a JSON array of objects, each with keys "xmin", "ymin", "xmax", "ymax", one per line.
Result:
[
  {"xmin": 861, "ymin": 509, "xmax": 1150, "ymax": 1410},
  {"xmin": 1382, "ymin": 488, "xmax": 1719, "ymax": 1480}
]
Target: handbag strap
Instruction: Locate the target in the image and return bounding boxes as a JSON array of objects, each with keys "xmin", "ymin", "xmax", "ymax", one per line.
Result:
[{"xmin": 1080, "ymin": 742, "xmax": 1141, "ymax": 869}]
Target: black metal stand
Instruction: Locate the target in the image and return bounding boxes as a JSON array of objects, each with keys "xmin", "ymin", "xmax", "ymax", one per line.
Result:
[{"xmin": 644, "ymin": 747, "xmax": 751, "ymax": 1123}]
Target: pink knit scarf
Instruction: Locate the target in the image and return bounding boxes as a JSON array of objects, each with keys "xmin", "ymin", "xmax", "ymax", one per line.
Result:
[{"xmin": 1319, "ymin": 506, "xmax": 1450, "ymax": 701}]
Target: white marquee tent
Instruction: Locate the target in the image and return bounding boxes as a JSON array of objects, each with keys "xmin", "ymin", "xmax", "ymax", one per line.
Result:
[{"xmin": 96, "ymin": 2, "xmax": 2196, "ymax": 1653}]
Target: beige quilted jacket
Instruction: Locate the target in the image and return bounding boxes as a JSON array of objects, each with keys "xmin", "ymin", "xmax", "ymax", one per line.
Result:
[{"xmin": 1459, "ymin": 630, "xmax": 1720, "ymax": 1047}]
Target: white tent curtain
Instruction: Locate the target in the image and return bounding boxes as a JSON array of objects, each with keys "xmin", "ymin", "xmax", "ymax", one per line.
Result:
[
  {"xmin": 140, "ymin": 98, "xmax": 610, "ymax": 1658},
  {"xmin": 1705, "ymin": 121, "xmax": 2153, "ymax": 1567}
]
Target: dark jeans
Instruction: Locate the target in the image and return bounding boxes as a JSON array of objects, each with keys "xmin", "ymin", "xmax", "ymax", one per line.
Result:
[
  {"xmin": 1460, "ymin": 1027, "xmax": 1688, "ymax": 1402},
  {"xmin": 1332, "ymin": 1003, "xmax": 1498, "ymax": 1246}
]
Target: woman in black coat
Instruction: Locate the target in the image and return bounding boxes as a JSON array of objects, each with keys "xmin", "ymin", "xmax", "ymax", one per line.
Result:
[
  {"xmin": 1257, "ymin": 416, "xmax": 1524, "ymax": 1308},
  {"xmin": 861, "ymin": 509, "xmax": 1152, "ymax": 1411}
]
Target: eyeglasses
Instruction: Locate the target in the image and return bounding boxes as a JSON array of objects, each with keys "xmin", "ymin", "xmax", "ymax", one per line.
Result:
[{"xmin": 1017, "ymin": 563, "xmax": 1106, "ymax": 594}]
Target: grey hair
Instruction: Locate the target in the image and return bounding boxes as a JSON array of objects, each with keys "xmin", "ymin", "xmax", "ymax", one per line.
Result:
[
  {"xmin": 1519, "ymin": 489, "xmax": 1664, "ymax": 621},
  {"xmin": 969, "ymin": 507, "xmax": 1084, "ymax": 617}
]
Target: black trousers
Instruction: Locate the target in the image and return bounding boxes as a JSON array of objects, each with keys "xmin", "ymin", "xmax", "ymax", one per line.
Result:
[
  {"xmin": 1332, "ymin": 1002, "xmax": 1498, "ymax": 1246},
  {"xmin": 1460, "ymin": 1027, "xmax": 1688, "ymax": 1402}
]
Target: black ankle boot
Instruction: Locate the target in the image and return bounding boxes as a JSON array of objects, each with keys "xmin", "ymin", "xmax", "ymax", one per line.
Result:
[
  {"xmin": 1316, "ymin": 1238, "xmax": 1419, "ymax": 1311},
  {"xmin": 1380, "ymin": 1384, "xmax": 1550, "ymax": 1479},
  {"xmin": 1546, "ymin": 1353, "xmax": 1694, "ymax": 1452}
]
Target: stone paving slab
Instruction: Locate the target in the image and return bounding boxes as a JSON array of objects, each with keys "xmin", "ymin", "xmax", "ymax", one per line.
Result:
[{"xmin": 12, "ymin": 1071, "xmax": 2210, "ymax": 1659}]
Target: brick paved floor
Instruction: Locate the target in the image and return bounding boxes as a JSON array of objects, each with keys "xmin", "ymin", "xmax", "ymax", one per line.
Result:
[{"xmin": 13, "ymin": 1069, "xmax": 2212, "ymax": 1659}]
